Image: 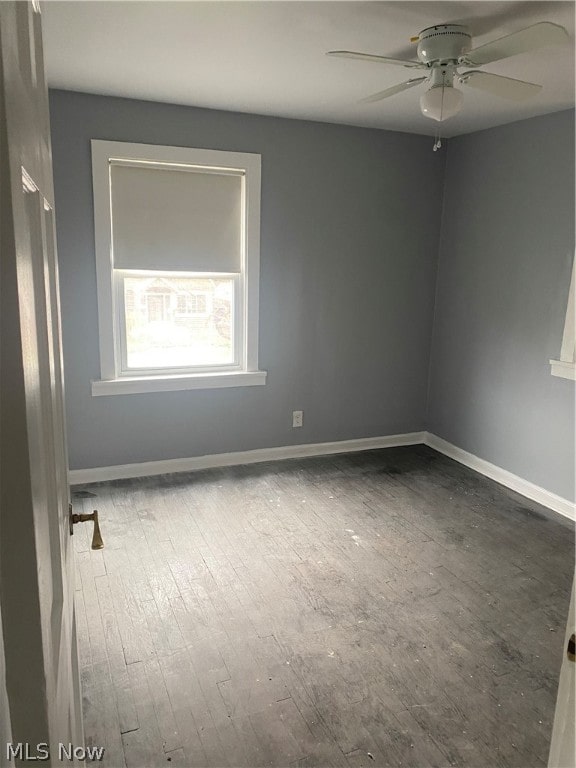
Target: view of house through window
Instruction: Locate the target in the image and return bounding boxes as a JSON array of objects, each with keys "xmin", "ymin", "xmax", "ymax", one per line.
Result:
[{"xmin": 122, "ymin": 274, "xmax": 235, "ymax": 370}]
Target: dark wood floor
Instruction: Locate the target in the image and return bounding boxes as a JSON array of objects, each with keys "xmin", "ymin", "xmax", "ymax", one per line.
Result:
[{"xmin": 72, "ymin": 445, "xmax": 575, "ymax": 768}]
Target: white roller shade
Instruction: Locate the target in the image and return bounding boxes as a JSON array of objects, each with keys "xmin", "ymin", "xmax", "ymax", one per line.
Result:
[{"xmin": 110, "ymin": 163, "xmax": 243, "ymax": 273}]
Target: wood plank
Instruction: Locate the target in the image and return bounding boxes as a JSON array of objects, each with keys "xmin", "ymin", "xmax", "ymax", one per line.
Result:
[{"xmin": 71, "ymin": 447, "xmax": 574, "ymax": 768}]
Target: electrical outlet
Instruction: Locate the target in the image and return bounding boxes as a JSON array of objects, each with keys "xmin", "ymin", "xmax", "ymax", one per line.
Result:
[{"xmin": 292, "ymin": 410, "xmax": 303, "ymax": 428}]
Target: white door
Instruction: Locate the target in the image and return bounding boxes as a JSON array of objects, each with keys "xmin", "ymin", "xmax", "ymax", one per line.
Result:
[
  {"xmin": 0, "ymin": 0, "xmax": 83, "ymax": 759},
  {"xmin": 0, "ymin": 612, "xmax": 12, "ymax": 766},
  {"xmin": 548, "ymin": 576, "xmax": 576, "ymax": 768}
]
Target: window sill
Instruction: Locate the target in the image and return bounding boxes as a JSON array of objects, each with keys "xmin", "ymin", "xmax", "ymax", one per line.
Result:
[
  {"xmin": 91, "ymin": 370, "xmax": 267, "ymax": 396},
  {"xmin": 550, "ymin": 359, "xmax": 576, "ymax": 381}
]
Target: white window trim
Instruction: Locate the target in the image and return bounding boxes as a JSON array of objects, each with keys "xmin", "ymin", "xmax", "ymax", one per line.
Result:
[
  {"xmin": 550, "ymin": 253, "xmax": 575, "ymax": 381},
  {"xmin": 92, "ymin": 370, "xmax": 267, "ymax": 396},
  {"xmin": 91, "ymin": 139, "xmax": 266, "ymax": 395}
]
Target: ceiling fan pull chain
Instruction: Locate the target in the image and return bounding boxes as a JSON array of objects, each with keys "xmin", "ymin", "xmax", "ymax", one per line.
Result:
[{"xmin": 433, "ymin": 74, "xmax": 445, "ymax": 151}]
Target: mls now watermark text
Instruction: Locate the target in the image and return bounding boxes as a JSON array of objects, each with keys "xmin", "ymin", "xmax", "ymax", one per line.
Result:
[{"xmin": 6, "ymin": 743, "xmax": 105, "ymax": 761}]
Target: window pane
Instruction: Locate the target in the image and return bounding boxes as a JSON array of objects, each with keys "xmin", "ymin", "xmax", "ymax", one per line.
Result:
[{"xmin": 123, "ymin": 275, "xmax": 234, "ymax": 369}]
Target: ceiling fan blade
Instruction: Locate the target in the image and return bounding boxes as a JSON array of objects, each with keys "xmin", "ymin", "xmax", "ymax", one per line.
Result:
[
  {"xmin": 326, "ymin": 50, "xmax": 424, "ymax": 69},
  {"xmin": 464, "ymin": 22, "xmax": 569, "ymax": 66},
  {"xmin": 461, "ymin": 70, "xmax": 542, "ymax": 101},
  {"xmin": 360, "ymin": 77, "xmax": 428, "ymax": 103}
]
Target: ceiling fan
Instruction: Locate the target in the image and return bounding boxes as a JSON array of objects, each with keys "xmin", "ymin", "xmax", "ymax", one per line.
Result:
[{"xmin": 327, "ymin": 22, "xmax": 569, "ymax": 123}]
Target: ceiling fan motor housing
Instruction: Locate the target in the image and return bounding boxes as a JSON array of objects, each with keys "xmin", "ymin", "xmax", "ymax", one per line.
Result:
[{"xmin": 417, "ymin": 24, "xmax": 471, "ymax": 64}]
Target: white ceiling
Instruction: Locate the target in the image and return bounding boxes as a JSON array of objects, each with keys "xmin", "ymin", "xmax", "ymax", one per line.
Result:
[{"xmin": 42, "ymin": 1, "xmax": 575, "ymax": 137}]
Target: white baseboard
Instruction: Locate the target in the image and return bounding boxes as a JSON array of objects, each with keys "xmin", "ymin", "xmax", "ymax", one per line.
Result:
[
  {"xmin": 424, "ymin": 432, "xmax": 576, "ymax": 522},
  {"xmin": 69, "ymin": 431, "xmax": 427, "ymax": 485},
  {"xmin": 68, "ymin": 429, "xmax": 575, "ymax": 523}
]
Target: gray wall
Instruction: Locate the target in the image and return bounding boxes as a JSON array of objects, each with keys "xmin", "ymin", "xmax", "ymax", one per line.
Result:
[
  {"xmin": 427, "ymin": 110, "xmax": 575, "ymax": 502},
  {"xmin": 49, "ymin": 90, "xmax": 445, "ymax": 470}
]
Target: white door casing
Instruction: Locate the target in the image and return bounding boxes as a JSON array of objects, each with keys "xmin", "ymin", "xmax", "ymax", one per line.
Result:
[
  {"xmin": 0, "ymin": 0, "xmax": 83, "ymax": 759},
  {"xmin": 548, "ymin": 576, "xmax": 576, "ymax": 768}
]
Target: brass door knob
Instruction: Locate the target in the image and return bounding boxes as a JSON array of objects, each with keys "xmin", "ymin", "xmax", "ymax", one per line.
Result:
[{"xmin": 69, "ymin": 507, "xmax": 104, "ymax": 550}]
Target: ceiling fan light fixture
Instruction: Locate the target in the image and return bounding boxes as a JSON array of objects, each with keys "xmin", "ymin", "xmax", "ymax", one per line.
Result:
[
  {"xmin": 420, "ymin": 84, "xmax": 463, "ymax": 121},
  {"xmin": 328, "ymin": 20, "xmax": 567, "ymax": 128}
]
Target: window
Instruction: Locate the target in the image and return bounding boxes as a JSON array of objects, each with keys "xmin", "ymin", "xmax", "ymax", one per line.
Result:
[
  {"xmin": 176, "ymin": 291, "xmax": 210, "ymax": 317},
  {"xmin": 550, "ymin": 254, "xmax": 575, "ymax": 381},
  {"xmin": 123, "ymin": 276, "xmax": 230, "ymax": 369},
  {"xmin": 90, "ymin": 140, "xmax": 266, "ymax": 395}
]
